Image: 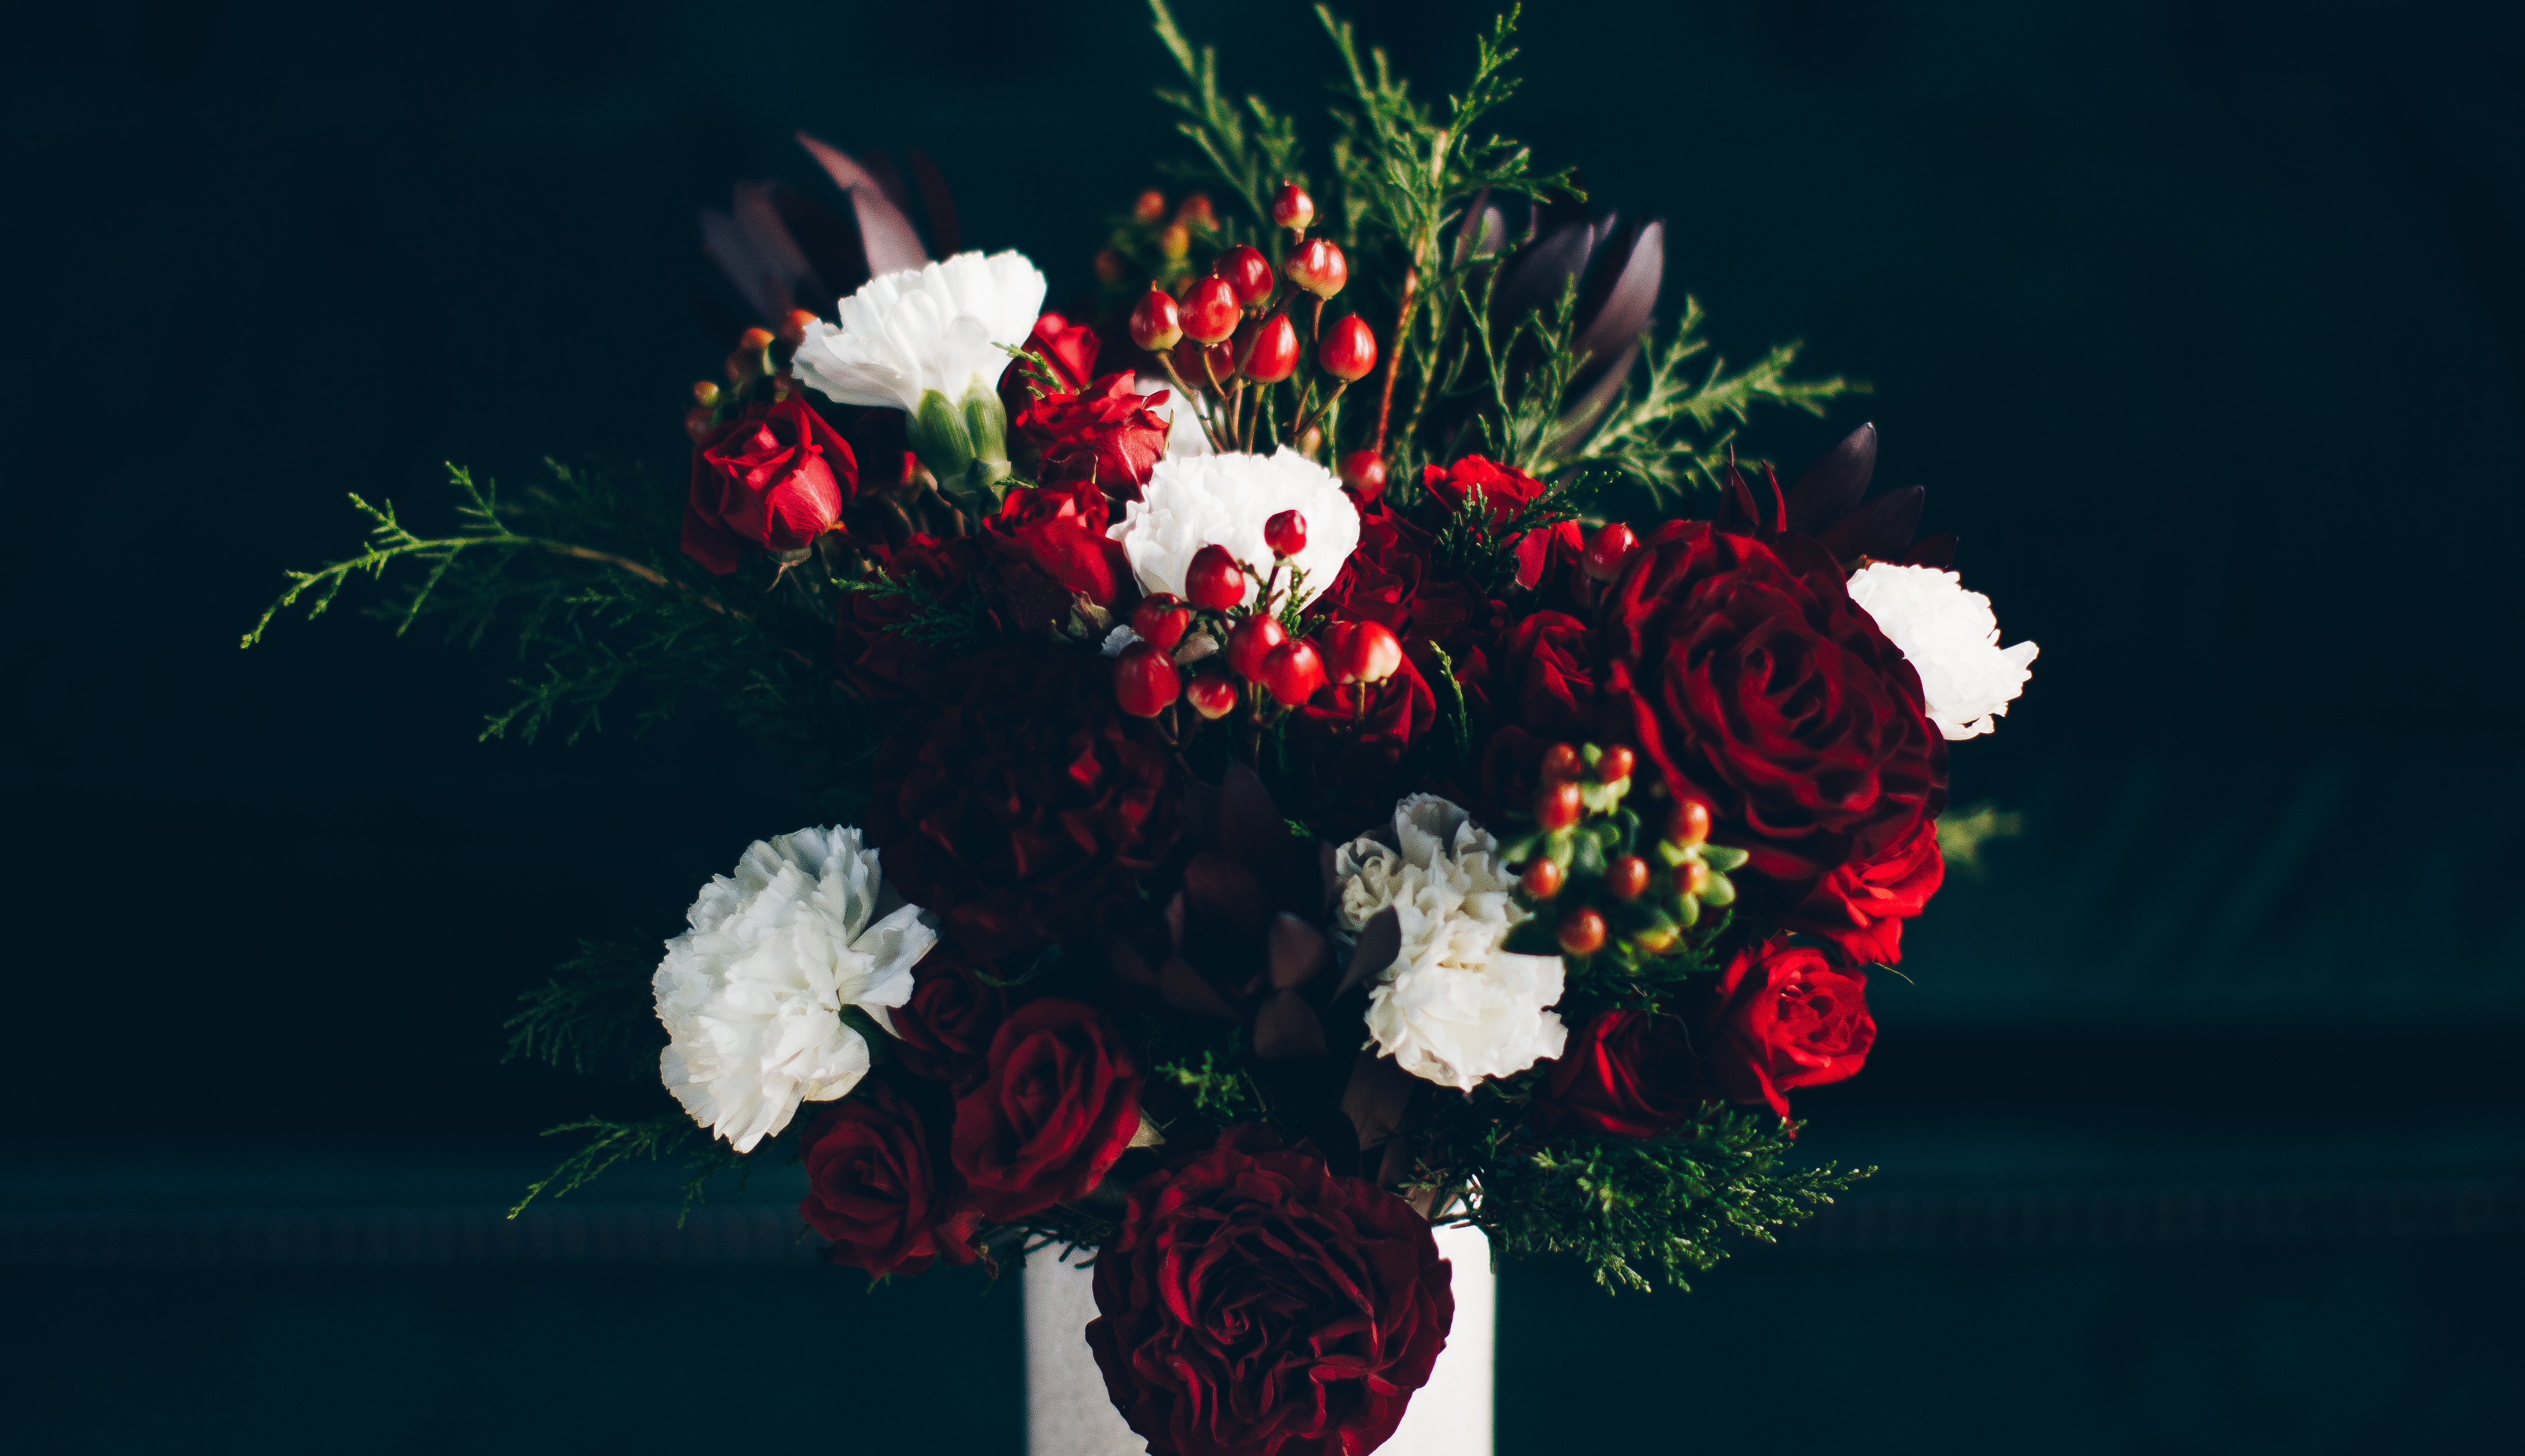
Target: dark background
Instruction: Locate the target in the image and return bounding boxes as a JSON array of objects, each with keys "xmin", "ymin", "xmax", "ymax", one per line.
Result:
[{"xmin": 5, "ymin": 1, "xmax": 2522, "ymax": 1451}]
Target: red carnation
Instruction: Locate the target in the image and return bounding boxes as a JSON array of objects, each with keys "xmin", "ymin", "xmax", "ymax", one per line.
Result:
[
  {"xmin": 798, "ymin": 1076, "xmax": 980, "ymax": 1278},
  {"xmin": 1013, "ymin": 373, "xmax": 1172, "ymax": 502},
  {"xmin": 891, "ymin": 949, "xmax": 1021, "ymax": 1095},
  {"xmin": 681, "ymin": 397, "xmax": 854, "ymax": 575},
  {"xmin": 1420, "ymin": 454, "xmax": 1582, "ymax": 590},
  {"xmin": 1532, "ymin": 1009, "xmax": 1709, "ymax": 1139},
  {"xmin": 1601, "ymin": 520, "xmax": 1945, "ymax": 895},
  {"xmin": 1705, "ymin": 940, "xmax": 1876, "ymax": 1117},
  {"xmin": 1086, "ymin": 1126, "xmax": 1453, "ymax": 1456},
  {"xmin": 1780, "ymin": 818, "xmax": 1945, "ymax": 965},
  {"xmin": 949, "ymin": 998, "xmax": 1143, "ymax": 1222}
]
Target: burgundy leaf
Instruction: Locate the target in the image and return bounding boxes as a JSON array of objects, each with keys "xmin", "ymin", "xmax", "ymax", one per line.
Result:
[
  {"xmin": 1785, "ymin": 422, "xmax": 1879, "ymax": 535},
  {"xmin": 1817, "ymin": 482, "xmax": 1925, "ymax": 562},
  {"xmin": 1268, "ymin": 912, "xmax": 1331, "ymax": 991},
  {"xmin": 795, "ymin": 131, "xmax": 928, "ymax": 276},
  {"xmin": 1335, "ymin": 906, "xmax": 1403, "ymax": 998},
  {"xmin": 1251, "ymin": 990, "xmax": 1328, "ymax": 1061},
  {"xmin": 1341, "ymin": 1047, "xmax": 1419, "ymax": 1150}
]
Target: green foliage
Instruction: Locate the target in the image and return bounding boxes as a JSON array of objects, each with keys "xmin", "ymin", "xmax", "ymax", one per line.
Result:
[
  {"xmin": 1148, "ymin": 0, "xmax": 1306, "ymax": 229},
  {"xmin": 1426, "ymin": 470, "xmax": 1591, "ymax": 597},
  {"xmin": 1157, "ymin": 1048, "xmax": 1269, "ymax": 1126},
  {"xmin": 841, "ymin": 570, "xmax": 991, "ymax": 651},
  {"xmin": 503, "ymin": 938, "xmax": 663, "ymax": 1079},
  {"xmin": 241, "ymin": 466, "xmax": 536, "ymax": 648},
  {"xmin": 1936, "ymin": 800, "xmax": 2027, "ymax": 879},
  {"xmin": 508, "ymin": 1112, "xmax": 756, "ymax": 1223}
]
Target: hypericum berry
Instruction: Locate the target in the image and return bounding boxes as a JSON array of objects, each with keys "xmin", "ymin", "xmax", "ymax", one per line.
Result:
[
  {"xmin": 1094, "ymin": 249, "xmax": 1127, "ymax": 285},
  {"xmin": 1520, "ymin": 857, "xmax": 1564, "ymax": 900},
  {"xmin": 1538, "ymin": 780, "xmax": 1584, "ymax": 831},
  {"xmin": 1215, "ymin": 244, "xmax": 1274, "ymax": 306},
  {"xmin": 683, "ymin": 405, "xmax": 718, "ymax": 444},
  {"xmin": 1237, "ymin": 314, "xmax": 1300, "ymax": 383},
  {"xmin": 1159, "ymin": 223, "xmax": 1191, "ymax": 260},
  {"xmin": 1129, "ymin": 593, "xmax": 1191, "ymax": 652},
  {"xmin": 1557, "ymin": 905, "xmax": 1608, "ymax": 956},
  {"xmin": 1286, "ymin": 237, "xmax": 1348, "ymax": 298},
  {"xmin": 1596, "ymin": 744, "xmax": 1636, "ymax": 783},
  {"xmin": 1113, "ymin": 642, "xmax": 1183, "ymax": 718},
  {"xmin": 737, "ymin": 326, "xmax": 776, "ymax": 352},
  {"xmin": 1541, "ymin": 743, "xmax": 1585, "ymax": 783},
  {"xmin": 1176, "ymin": 193, "xmax": 1216, "ymax": 230},
  {"xmin": 1583, "ymin": 522, "xmax": 1639, "ymax": 582},
  {"xmin": 1134, "ymin": 189, "xmax": 1167, "ymax": 223},
  {"xmin": 1271, "ymin": 181, "xmax": 1315, "ymax": 233},
  {"xmin": 1260, "ymin": 639, "xmax": 1328, "ymax": 706},
  {"xmin": 1180, "ymin": 277, "xmax": 1241, "ymax": 346},
  {"xmin": 1670, "ymin": 799, "xmax": 1712, "ymax": 847},
  {"xmin": 1129, "ymin": 288, "xmax": 1184, "ymax": 352},
  {"xmin": 1263, "ymin": 510, "xmax": 1307, "ymax": 558},
  {"xmin": 778, "ymin": 309, "xmax": 820, "ymax": 348},
  {"xmin": 1185, "ymin": 545, "xmax": 1247, "ymax": 611},
  {"xmin": 1184, "ymin": 670, "xmax": 1240, "ymax": 720},
  {"xmin": 1223, "ymin": 613, "xmax": 1287, "ymax": 678},
  {"xmin": 1677, "ymin": 858, "xmax": 1711, "ymax": 897},
  {"xmin": 1327, "ymin": 620, "xmax": 1402, "ymax": 684},
  {"xmin": 1606, "ymin": 855, "xmax": 1651, "ymax": 901},
  {"xmin": 1338, "ymin": 450, "xmax": 1387, "ymax": 496},
  {"xmin": 1319, "ymin": 315, "xmax": 1378, "ymax": 382},
  {"xmin": 691, "ymin": 380, "xmax": 721, "ymax": 407}
]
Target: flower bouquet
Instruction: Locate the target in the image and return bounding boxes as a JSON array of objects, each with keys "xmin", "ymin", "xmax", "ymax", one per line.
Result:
[{"xmin": 250, "ymin": 4, "xmax": 2035, "ymax": 1451}]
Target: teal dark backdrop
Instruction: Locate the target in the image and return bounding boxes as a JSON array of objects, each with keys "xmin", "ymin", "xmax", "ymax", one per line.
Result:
[{"xmin": 3, "ymin": 1, "xmax": 2520, "ymax": 1451}]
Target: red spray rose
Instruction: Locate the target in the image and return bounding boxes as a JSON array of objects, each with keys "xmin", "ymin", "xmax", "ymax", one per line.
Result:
[
  {"xmin": 949, "ymin": 998, "xmax": 1144, "ymax": 1222},
  {"xmin": 834, "ymin": 533, "xmax": 999, "ymax": 704},
  {"xmin": 1317, "ymin": 504, "xmax": 1505, "ymax": 713},
  {"xmin": 891, "ymin": 949, "xmax": 1021, "ymax": 1095},
  {"xmin": 1086, "ymin": 1126, "xmax": 1454, "ymax": 1456},
  {"xmin": 1705, "ymin": 940, "xmax": 1876, "ymax": 1117},
  {"xmin": 1024, "ymin": 312, "xmax": 1102, "ymax": 392},
  {"xmin": 681, "ymin": 397, "xmax": 854, "ymax": 575},
  {"xmin": 1780, "ymin": 818, "xmax": 1945, "ymax": 965},
  {"xmin": 798, "ymin": 1076, "xmax": 980, "ymax": 1278},
  {"xmin": 1012, "ymin": 373, "xmax": 1173, "ymax": 502},
  {"xmin": 1601, "ymin": 520, "xmax": 1946, "ymax": 894},
  {"xmin": 1532, "ymin": 1009, "xmax": 1709, "ymax": 1139},
  {"xmin": 868, "ymin": 650, "xmax": 1183, "ymax": 957},
  {"xmin": 984, "ymin": 476, "xmax": 1136, "ymax": 617},
  {"xmin": 1420, "ymin": 454, "xmax": 1583, "ymax": 590},
  {"xmin": 1497, "ymin": 608, "xmax": 1606, "ymax": 741}
]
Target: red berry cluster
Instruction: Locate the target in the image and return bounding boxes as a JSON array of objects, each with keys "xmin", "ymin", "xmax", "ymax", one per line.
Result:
[{"xmin": 1504, "ymin": 741, "xmax": 1748, "ymax": 965}]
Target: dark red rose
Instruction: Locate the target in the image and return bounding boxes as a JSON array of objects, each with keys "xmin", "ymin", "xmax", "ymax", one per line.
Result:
[
  {"xmin": 1706, "ymin": 940, "xmax": 1875, "ymax": 1117},
  {"xmin": 997, "ymin": 477, "xmax": 1111, "ymax": 532},
  {"xmin": 1295, "ymin": 643, "xmax": 1438, "ymax": 750},
  {"xmin": 1318, "ymin": 505, "xmax": 1505, "ymax": 713},
  {"xmin": 1013, "ymin": 373, "xmax": 1171, "ymax": 502},
  {"xmin": 982, "ymin": 482, "xmax": 1137, "ymax": 616},
  {"xmin": 834, "ymin": 532, "xmax": 999, "ymax": 704},
  {"xmin": 1780, "ymin": 818, "xmax": 1944, "ymax": 965},
  {"xmin": 681, "ymin": 397, "xmax": 854, "ymax": 575},
  {"xmin": 1498, "ymin": 608, "xmax": 1606, "ymax": 740},
  {"xmin": 798, "ymin": 1076, "xmax": 980, "ymax": 1278},
  {"xmin": 1532, "ymin": 1009, "xmax": 1709, "ymax": 1139},
  {"xmin": 1086, "ymin": 1126, "xmax": 1453, "ymax": 1456},
  {"xmin": 1420, "ymin": 454, "xmax": 1583, "ymax": 590},
  {"xmin": 949, "ymin": 998, "xmax": 1143, "ymax": 1222},
  {"xmin": 891, "ymin": 948, "xmax": 1020, "ymax": 1094},
  {"xmin": 869, "ymin": 649, "xmax": 1183, "ymax": 957},
  {"xmin": 1601, "ymin": 520, "xmax": 1946, "ymax": 894}
]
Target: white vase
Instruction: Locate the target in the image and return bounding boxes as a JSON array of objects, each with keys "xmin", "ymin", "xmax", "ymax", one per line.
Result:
[{"xmin": 1023, "ymin": 1223, "xmax": 1495, "ymax": 1456}]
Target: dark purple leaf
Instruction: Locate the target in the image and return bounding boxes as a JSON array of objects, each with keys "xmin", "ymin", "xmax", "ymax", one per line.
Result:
[
  {"xmin": 1785, "ymin": 422, "xmax": 1878, "ymax": 535},
  {"xmin": 1251, "ymin": 991, "xmax": 1327, "ymax": 1061},
  {"xmin": 1335, "ymin": 906, "xmax": 1403, "ymax": 998},
  {"xmin": 1817, "ymin": 482, "xmax": 1925, "ymax": 562},
  {"xmin": 1268, "ymin": 912, "xmax": 1331, "ymax": 991},
  {"xmin": 907, "ymin": 148, "xmax": 961, "ymax": 257},
  {"xmin": 795, "ymin": 131, "xmax": 928, "ymax": 276},
  {"xmin": 1900, "ymin": 532, "xmax": 1958, "ymax": 569},
  {"xmin": 1159, "ymin": 956, "xmax": 1240, "ymax": 1020},
  {"xmin": 1341, "ymin": 1048, "xmax": 1418, "ymax": 1149},
  {"xmin": 1571, "ymin": 218, "xmax": 1662, "ymax": 368}
]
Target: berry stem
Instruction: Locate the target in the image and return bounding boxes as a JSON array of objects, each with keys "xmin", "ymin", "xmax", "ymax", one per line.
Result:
[{"xmin": 1371, "ymin": 262, "xmax": 1417, "ymax": 457}]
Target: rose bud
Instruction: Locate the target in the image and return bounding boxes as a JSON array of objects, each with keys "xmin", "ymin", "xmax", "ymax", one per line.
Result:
[
  {"xmin": 1185, "ymin": 670, "xmax": 1240, "ymax": 719},
  {"xmin": 1263, "ymin": 510, "xmax": 1307, "ymax": 558},
  {"xmin": 1159, "ymin": 223, "xmax": 1191, "ymax": 260},
  {"xmin": 691, "ymin": 380, "xmax": 721, "ymax": 408},
  {"xmin": 1129, "ymin": 593, "xmax": 1192, "ymax": 652},
  {"xmin": 1541, "ymin": 742, "xmax": 1584, "ymax": 783},
  {"xmin": 1176, "ymin": 193, "xmax": 1216, "ymax": 230},
  {"xmin": 1286, "ymin": 237, "xmax": 1348, "ymax": 298},
  {"xmin": 1271, "ymin": 181, "xmax": 1315, "ymax": 233},
  {"xmin": 1670, "ymin": 799, "xmax": 1712, "ymax": 848},
  {"xmin": 1539, "ymin": 780, "xmax": 1584, "ymax": 831},
  {"xmin": 1557, "ymin": 905, "xmax": 1608, "ymax": 956},
  {"xmin": 1237, "ymin": 314, "xmax": 1300, "ymax": 383},
  {"xmin": 1596, "ymin": 744, "xmax": 1636, "ymax": 783},
  {"xmin": 778, "ymin": 309, "xmax": 820, "ymax": 348},
  {"xmin": 1260, "ymin": 639, "xmax": 1327, "ymax": 706},
  {"xmin": 1319, "ymin": 315, "xmax": 1377, "ymax": 382},
  {"xmin": 1114, "ymin": 641, "xmax": 1184, "ymax": 718},
  {"xmin": 1094, "ymin": 249, "xmax": 1128, "ymax": 285},
  {"xmin": 1520, "ymin": 857, "xmax": 1564, "ymax": 900},
  {"xmin": 1129, "ymin": 288, "xmax": 1184, "ymax": 352},
  {"xmin": 1223, "ymin": 612, "xmax": 1288, "ymax": 678},
  {"xmin": 1606, "ymin": 855, "xmax": 1650, "ymax": 901},
  {"xmin": 1215, "ymin": 244, "xmax": 1274, "ymax": 307},
  {"xmin": 1184, "ymin": 544, "xmax": 1247, "ymax": 611},
  {"xmin": 1327, "ymin": 619, "xmax": 1402, "ymax": 685},
  {"xmin": 1583, "ymin": 522, "xmax": 1639, "ymax": 582},
  {"xmin": 1134, "ymin": 189, "xmax": 1167, "ymax": 223},
  {"xmin": 1180, "ymin": 277, "xmax": 1241, "ymax": 346},
  {"xmin": 1338, "ymin": 449, "xmax": 1387, "ymax": 498}
]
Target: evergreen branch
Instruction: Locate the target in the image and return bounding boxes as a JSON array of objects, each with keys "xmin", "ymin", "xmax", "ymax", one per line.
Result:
[
  {"xmin": 843, "ymin": 570, "xmax": 990, "ymax": 650},
  {"xmin": 502, "ymin": 938, "xmax": 662, "ymax": 1077},
  {"xmin": 242, "ymin": 467, "xmax": 533, "ymax": 648},
  {"xmin": 508, "ymin": 1114, "xmax": 695, "ymax": 1219},
  {"xmin": 1146, "ymin": 0, "xmax": 1303, "ymax": 227}
]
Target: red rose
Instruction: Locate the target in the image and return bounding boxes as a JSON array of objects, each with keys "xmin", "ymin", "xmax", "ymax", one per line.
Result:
[
  {"xmin": 1086, "ymin": 1126, "xmax": 1454, "ymax": 1456},
  {"xmin": 950, "ymin": 998, "xmax": 1144, "ymax": 1222},
  {"xmin": 891, "ymin": 949, "xmax": 1020, "ymax": 1094},
  {"xmin": 681, "ymin": 397, "xmax": 854, "ymax": 575},
  {"xmin": 983, "ymin": 477, "xmax": 1137, "ymax": 615},
  {"xmin": 834, "ymin": 532, "xmax": 999, "ymax": 704},
  {"xmin": 1532, "ymin": 1009, "xmax": 1709, "ymax": 1138},
  {"xmin": 1705, "ymin": 941, "xmax": 1875, "ymax": 1117},
  {"xmin": 1603, "ymin": 520, "xmax": 1945, "ymax": 894},
  {"xmin": 1318, "ymin": 505, "xmax": 1505, "ymax": 711},
  {"xmin": 1026, "ymin": 312, "xmax": 1102, "ymax": 392},
  {"xmin": 1420, "ymin": 454, "xmax": 1583, "ymax": 590},
  {"xmin": 1012, "ymin": 373, "xmax": 1171, "ymax": 502},
  {"xmin": 1781, "ymin": 818, "xmax": 1944, "ymax": 965},
  {"xmin": 1498, "ymin": 608, "xmax": 1605, "ymax": 740},
  {"xmin": 869, "ymin": 650, "xmax": 1183, "ymax": 957},
  {"xmin": 798, "ymin": 1076, "xmax": 980, "ymax": 1278}
]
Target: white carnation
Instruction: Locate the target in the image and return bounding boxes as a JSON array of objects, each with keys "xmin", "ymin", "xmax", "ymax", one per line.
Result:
[
  {"xmin": 653, "ymin": 826, "xmax": 936, "ymax": 1153},
  {"xmin": 1847, "ymin": 561, "xmax": 2038, "ymax": 741},
  {"xmin": 792, "ymin": 250, "xmax": 1046, "ymax": 414},
  {"xmin": 1335, "ymin": 795, "xmax": 1568, "ymax": 1091},
  {"xmin": 1107, "ymin": 449, "xmax": 1358, "ymax": 610}
]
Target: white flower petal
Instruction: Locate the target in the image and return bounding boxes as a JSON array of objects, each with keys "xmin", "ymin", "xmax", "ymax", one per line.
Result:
[
  {"xmin": 1107, "ymin": 450, "xmax": 1359, "ymax": 610},
  {"xmin": 792, "ymin": 249, "xmax": 1048, "ymax": 414},
  {"xmin": 1846, "ymin": 562, "xmax": 2038, "ymax": 740}
]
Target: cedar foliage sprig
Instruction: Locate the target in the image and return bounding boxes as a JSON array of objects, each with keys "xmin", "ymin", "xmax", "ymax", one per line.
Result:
[
  {"xmin": 503, "ymin": 938, "xmax": 664, "ymax": 1078},
  {"xmin": 506, "ymin": 1112, "xmax": 753, "ymax": 1222}
]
